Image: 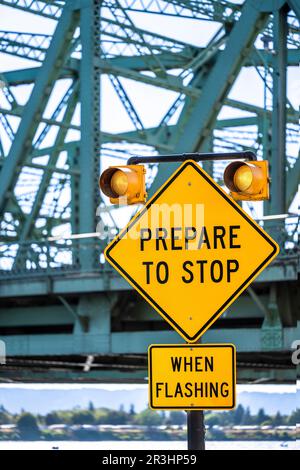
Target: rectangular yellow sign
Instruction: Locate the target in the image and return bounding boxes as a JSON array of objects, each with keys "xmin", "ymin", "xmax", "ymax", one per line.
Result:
[{"xmin": 148, "ymin": 344, "xmax": 236, "ymax": 410}]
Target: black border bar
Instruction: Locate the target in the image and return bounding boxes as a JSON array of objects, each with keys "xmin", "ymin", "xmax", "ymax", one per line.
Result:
[{"xmin": 127, "ymin": 151, "xmax": 257, "ymax": 165}]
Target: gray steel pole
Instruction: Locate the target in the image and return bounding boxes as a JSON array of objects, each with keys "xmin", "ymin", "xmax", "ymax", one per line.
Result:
[
  {"xmin": 187, "ymin": 410, "xmax": 206, "ymax": 450},
  {"xmin": 187, "ymin": 336, "xmax": 206, "ymax": 450}
]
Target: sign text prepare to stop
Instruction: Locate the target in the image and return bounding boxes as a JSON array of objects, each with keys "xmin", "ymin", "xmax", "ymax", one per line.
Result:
[
  {"xmin": 140, "ymin": 225, "xmax": 241, "ymax": 284},
  {"xmin": 105, "ymin": 160, "xmax": 279, "ymax": 342}
]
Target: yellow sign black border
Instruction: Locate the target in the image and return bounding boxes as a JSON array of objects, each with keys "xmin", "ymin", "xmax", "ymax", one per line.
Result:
[
  {"xmin": 105, "ymin": 160, "xmax": 279, "ymax": 342},
  {"xmin": 148, "ymin": 343, "xmax": 236, "ymax": 410}
]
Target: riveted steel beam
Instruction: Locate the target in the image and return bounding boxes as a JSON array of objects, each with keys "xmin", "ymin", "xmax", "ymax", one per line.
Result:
[
  {"xmin": 0, "ymin": 2, "xmax": 80, "ymax": 215},
  {"xmin": 150, "ymin": 1, "xmax": 269, "ymax": 194}
]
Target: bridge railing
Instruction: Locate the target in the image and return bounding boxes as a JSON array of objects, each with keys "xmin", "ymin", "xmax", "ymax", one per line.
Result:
[
  {"xmin": 0, "ymin": 219, "xmax": 298, "ymax": 280},
  {"xmin": 0, "ymin": 238, "xmax": 108, "ymax": 279}
]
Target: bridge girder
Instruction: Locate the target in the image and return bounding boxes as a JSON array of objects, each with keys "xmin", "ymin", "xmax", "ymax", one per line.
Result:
[{"xmin": 0, "ymin": 0, "xmax": 299, "ymax": 382}]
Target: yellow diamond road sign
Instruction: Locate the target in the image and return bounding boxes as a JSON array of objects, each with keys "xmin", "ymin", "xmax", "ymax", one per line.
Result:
[
  {"xmin": 105, "ymin": 160, "xmax": 279, "ymax": 342},
  {"xmin": 148, "ymin": 344, "xmax": 236, "ymax": 410}
]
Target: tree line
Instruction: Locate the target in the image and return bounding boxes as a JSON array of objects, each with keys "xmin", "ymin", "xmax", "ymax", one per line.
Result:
[{"xmin": 0, "ymin": 402, "xmax": 298, "ymax": 438}]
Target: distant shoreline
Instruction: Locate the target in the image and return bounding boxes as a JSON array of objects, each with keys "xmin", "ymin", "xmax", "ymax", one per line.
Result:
[
  {"xmin": 0, "ymin": 441, "xmax": 297, "ymax": 451},
  {"xmin": 0, "ymin": 426, "xmax": 296, "ymax": 442}
]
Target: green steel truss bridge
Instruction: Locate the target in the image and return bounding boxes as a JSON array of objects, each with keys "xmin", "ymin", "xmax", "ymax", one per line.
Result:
[{"xmin": 0, "ymin": 0, "xmax": 299, "ymax": 383}]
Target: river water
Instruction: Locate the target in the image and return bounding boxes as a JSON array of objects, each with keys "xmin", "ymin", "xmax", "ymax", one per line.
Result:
[{"xmin": 0, "ymin": 441, "xmax": 297, "ymax": 450}]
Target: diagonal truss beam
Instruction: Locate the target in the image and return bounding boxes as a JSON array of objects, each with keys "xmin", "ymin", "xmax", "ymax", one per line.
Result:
[
  {"xmin": 150, "ymin": 1, "xmax": 268, "ymax": 194},
  {"xmin": 0, "ymin": 2, "xmax": 79, "ymax": 215},
  {"xmin": 15, "ymin": 84, "xmax": 78, "ymax": 245},
  {"xmin": 288, "ymin": 0, "xmax": 300, "ymax": 21},
  {"xmin": 2, "ymin": 41, "xmax": 300, "ymax": 80}
]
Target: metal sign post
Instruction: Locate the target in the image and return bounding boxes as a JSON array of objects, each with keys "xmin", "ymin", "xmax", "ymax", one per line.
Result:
[
  {"xmin": 187, "ymin": 410, "xmax": 205, "ymax": 451},
  {"xmin": 187, "ymin": 338, "xmax": 205, "ymax": 451}
]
